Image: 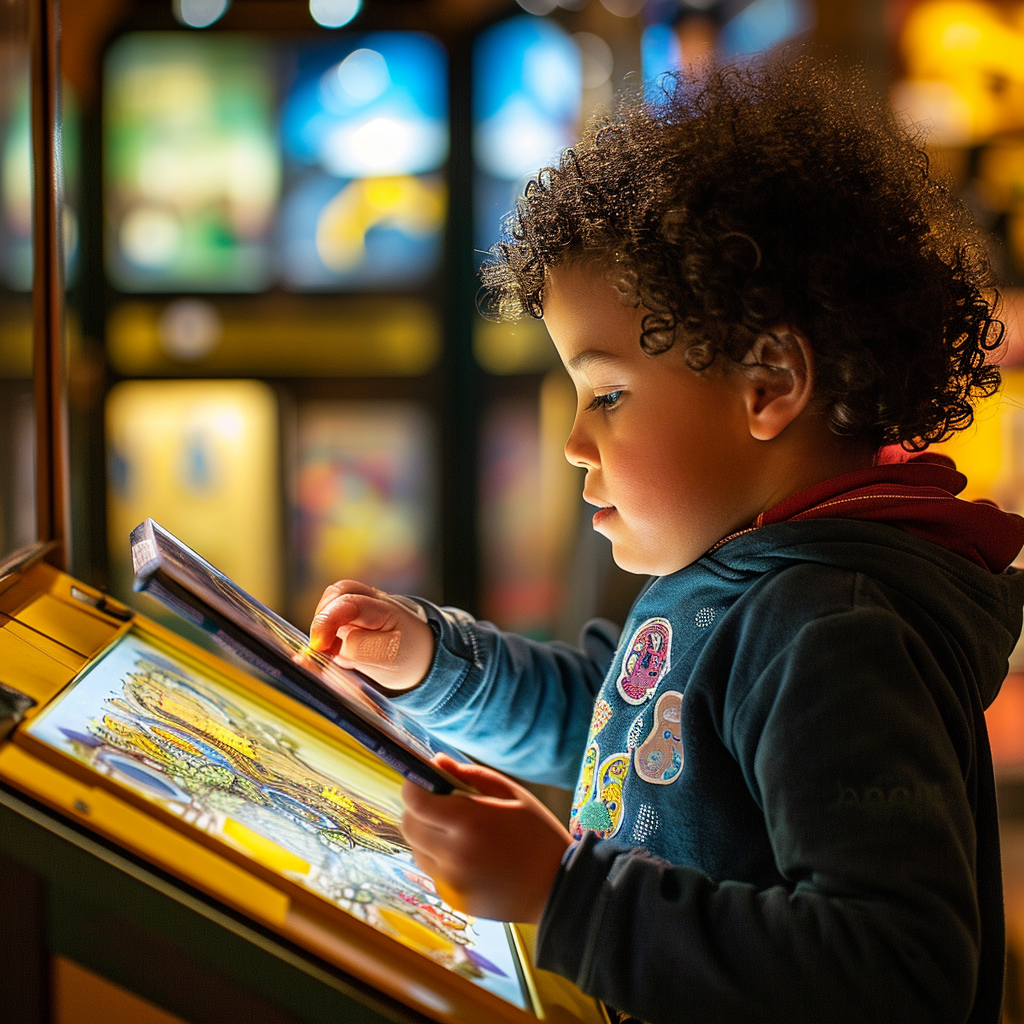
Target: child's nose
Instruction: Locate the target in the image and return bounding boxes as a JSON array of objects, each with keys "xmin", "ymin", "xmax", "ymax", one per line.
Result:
[{"xmin": 564, "ymin": 418, "xmax": 598, "ymax": 468}]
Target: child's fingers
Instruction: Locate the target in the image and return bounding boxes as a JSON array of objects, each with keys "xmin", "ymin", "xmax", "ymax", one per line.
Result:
[
  {"xmin": 309, "ymin": 593, "xmax": 402, "ymax": 651},
  {"xmin": 340, "ymin": 626, "xmax": 402, "ymax": 667},
  {"xmin": 314, "ymin": 579, "xmax": 378, "ymax": 616}
]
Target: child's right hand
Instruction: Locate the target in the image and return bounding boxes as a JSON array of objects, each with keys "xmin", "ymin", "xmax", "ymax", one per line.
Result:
[{"xmin": 308, "ymin": 581, "xmax": 435, "ymax": 692}]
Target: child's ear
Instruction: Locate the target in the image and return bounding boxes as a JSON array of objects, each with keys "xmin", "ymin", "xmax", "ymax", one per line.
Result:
[{"xmin": 739, "ymin": 329, "xmax": 815, "ymax": 441}]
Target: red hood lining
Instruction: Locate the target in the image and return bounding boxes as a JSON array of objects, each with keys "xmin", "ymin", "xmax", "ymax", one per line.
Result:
[{"xmin": 755, "ymin": 455, "xmax": 1024, "ymax": 573}]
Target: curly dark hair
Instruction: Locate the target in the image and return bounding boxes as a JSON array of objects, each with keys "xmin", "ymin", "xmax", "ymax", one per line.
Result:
[{"xmin": 480, "ymin": 54, "xmax": 1004, "ymax": 449}]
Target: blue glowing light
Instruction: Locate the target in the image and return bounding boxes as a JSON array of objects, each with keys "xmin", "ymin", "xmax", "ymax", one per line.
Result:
[
  {"xmin": 720, "ymin": 0, "xmax": 815, "ymax": 58},
  {"xmin": 281, "ymin": 33, "xmax": 448, "ymax": 177},
  {"xmin": 473, "ymin": 17, "xmax": 581, "ymax": 181}
]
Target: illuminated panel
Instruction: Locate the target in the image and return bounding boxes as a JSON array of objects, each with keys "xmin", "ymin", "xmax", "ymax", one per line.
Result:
[
  {"xmin": 642, "ymin": 1, "xmax": 813, "ymax": 83},
  {"xmin": 279, "ymin": 34, "xmax": 447, "ymax": 290},
  {"xmin": 479, "ymin": 375, "xmax": 578, "ymax": 637},
  {"xmin": 0, "ymin": 67, "xmax": 30, "ymax": 291},
  {"xmin": 718, "ymin": 0, "xmax": 814, "ymax": 58},
  {"xmin": 293, "ymin": 401, "xmax": 435, "ymax": 627},
  {"xmin": 26, "ymin": 628, "xmax": 530, "ymax": 1010},
  {"xmin": 105, "ymin": 379, "xmax": 282, "ymax": 608},
  {"xmin": 0, "ymin": 78, "xmax": 80, "ymax": 290},
  {"xmin": 104, "ymin": 34, "xmax": 280, "ymax": 292},
  {"xmin": 641, "ymin": 22, "xmax": 683, "ymax": 83},
  {"xmin": 895, "ymin": 0, "xmax": 1024, "ymax": 146},
  {"xmin": 106, "ymin": 297, "xmax": 440, "ymax": 377},
  {"xmin": 472, "ymin": 17, "xmax": 581, "ymax": 262},
  {"xmin": 930, "ymin": 357, "xmax": 1024, "ymax": 670}
]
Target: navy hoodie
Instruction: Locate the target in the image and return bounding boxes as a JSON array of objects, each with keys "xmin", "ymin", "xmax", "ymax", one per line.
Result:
[{"xmin": 397, "ymin": 463, "xmax": 1024, "ymax": 1023}]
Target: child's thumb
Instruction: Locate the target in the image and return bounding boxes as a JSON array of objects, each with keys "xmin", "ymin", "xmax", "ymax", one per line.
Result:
[{"xmin": 432, "ymin": 753, "xmax": 518, "ymax": 799}]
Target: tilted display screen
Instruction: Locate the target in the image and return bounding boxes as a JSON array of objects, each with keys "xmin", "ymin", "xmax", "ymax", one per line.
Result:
[{"xmin": 26, "ymin": 629, "xmax": 531, "ymax": 1010}]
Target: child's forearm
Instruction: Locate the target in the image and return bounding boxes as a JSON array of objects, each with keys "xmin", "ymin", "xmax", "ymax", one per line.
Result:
[{"xmin": 391, "ymin": 603, "xmax": 617, "ymax": 788}]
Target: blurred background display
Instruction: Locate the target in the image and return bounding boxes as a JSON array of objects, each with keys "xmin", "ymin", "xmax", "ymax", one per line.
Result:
[
  {"xmin": 0, "ymin": 0, "xmax": 32, "ymax": 561},
  {"xmin": 293, "ymin": 400, "xmax": 436, "ymax": 627},
  {"xmin": 104, "ymin": 33, "xmax": 279, "ymax": 292},
  {"xmin": 279, "ymin": 33, "xmax": 448, "ymax": 289},
  {"xmin": 105, "ymin": 378, "xmax": 282, "ymax": 606}
]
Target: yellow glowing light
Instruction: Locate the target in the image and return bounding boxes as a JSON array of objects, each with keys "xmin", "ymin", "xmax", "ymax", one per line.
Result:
[
  {"xmin": 897, "ymin": 1, "xmax": 1024, "ymax": 143},
  {"xmin": 314, "ymin": 175, "xmax": 445, "ymax": 272}
]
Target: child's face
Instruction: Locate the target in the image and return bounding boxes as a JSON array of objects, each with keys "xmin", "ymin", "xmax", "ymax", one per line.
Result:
[{"xmin": 544, "ymin": 263, "xmax": 769, "ymax": 576}]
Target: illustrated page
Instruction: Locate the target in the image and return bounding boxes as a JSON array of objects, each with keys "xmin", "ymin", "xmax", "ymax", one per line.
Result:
[{"xmin": 26, "ymin": 630, "xmax": 529, "ymax": 1010}]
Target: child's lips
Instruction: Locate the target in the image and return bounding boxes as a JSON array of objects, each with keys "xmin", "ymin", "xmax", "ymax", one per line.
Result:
[{"xmin": 584, "ymin": 492, "xmax": 614, "ymax": 526}]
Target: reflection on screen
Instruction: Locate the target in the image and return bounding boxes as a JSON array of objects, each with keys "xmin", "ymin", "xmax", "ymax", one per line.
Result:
[{"xmin": 27, "ymin": 631, "xmax": 529, "ymax": 1010}]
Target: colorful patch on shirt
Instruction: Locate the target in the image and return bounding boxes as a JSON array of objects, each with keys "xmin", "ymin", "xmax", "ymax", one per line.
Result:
[
  {"xmin": 616, "ymin": 617, "xmax": 673, "ymax": 705},
  {"xmin": 633, "ymin": 690, "xmax": 683, "ymax": 785},
  {"xmin": 569, "ymin": 742, "xmax": 629, "ymax": 840},
  {"xmin": 590, "ymin": 698, "xmax": 613, "ymax": 737}
]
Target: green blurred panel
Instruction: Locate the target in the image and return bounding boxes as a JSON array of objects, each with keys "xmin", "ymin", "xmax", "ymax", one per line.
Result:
[
  {"xmin": 107, "ymin": 297, "xmax": 441, "ymax": 377},
  {"xmin": 0, "ymin": 1, "xmax": 33, "ymax": 561},
  {"xmin": 104, "ymin": 33, "xmax": 280, "ymax": 292}
]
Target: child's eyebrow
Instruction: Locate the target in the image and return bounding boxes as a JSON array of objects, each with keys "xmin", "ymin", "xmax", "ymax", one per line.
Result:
[{"xmin": 567, "ymin": 349, "xmax": 621, "ymax": 372}]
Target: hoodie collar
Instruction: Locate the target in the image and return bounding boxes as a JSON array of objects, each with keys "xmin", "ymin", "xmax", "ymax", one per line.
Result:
[{"xmin": 754, "ymin": 449, "xmax": 1024, "ymax": 573}]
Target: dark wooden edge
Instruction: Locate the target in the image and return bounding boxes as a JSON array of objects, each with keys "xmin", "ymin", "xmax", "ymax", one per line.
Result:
[{"xmin": 31, "ymin": 0, "xmax": 70, "ymax": 569}]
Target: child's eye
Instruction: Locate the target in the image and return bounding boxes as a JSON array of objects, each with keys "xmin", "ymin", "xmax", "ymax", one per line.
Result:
[{"xmin": 587, "ymin": 390, "xmax": 624, "ymax": 412}]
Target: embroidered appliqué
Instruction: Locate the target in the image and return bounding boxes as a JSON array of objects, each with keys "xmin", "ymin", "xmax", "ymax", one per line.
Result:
[
  {"xmin": 590, "ymin": 698, "xmax": 613, "ymax": 737},
  {"xmin": 569, "ymin": 741, "xmax": 629, "ymax": 840},
  {"xmin": 626, "ymin": 711, "xmax": 646, "ymax": 752},
  {"xmin": 631, "ymin": 803, "xmax": 660, "ymax": 843},
  {"xmin": 694, "ymin": 606, "xmax": 716, "ymax": 629},
  {"xmin": 616, "ymin": 617, "xmax": 673, "ymax": 705},
  {"xmin": 633, "ymin": 690, "xmax": 684, "ymax": 785}
]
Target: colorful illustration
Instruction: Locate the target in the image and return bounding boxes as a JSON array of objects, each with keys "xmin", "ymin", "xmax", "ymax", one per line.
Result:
[
  {"xmin": 633, "ymin": 690, "xmax": 684, "ymax": 785},
  {"xmin": 616, "ymin": 617, "xmax": 673, "ymax": 705},
  {"xmin": 294, "ymin": 402, "xmax": 435, "ymax": 629},
  {"xmin": 104, "ymin": 34, "xmax": 280, "ymax": 291},
  {"xmin": 569, "ymin": 741, "xmax": 629, "ymax": 841},
  {"xmin": 27, "ymin": 631, "xmax": 528, "ymax": 1009},
  {"xmin": 279, "ymin": 34, "xmax": 447, "ymax": 289}
]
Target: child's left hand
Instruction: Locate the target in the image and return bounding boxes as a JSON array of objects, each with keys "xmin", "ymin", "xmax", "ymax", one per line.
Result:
[{"xmin": 401, "ymin": 753, "xmax": 573, "ymax": 924}]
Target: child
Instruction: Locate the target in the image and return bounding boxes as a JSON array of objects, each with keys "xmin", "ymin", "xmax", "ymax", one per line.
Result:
[{"xmin": 309, "ymin": 55, "xmax": 1024, "ymax": 1024}]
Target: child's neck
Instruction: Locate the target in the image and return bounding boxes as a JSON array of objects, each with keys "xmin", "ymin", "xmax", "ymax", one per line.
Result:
[{"xmin": 755, "ymin": 418, "xmax": 878, "ymax": 517}]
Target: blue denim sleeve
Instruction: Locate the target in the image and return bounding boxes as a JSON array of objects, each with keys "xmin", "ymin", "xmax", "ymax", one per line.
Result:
[{"xmin": 390, "ymin": 602, "xmax": 618, "ymax": 788}]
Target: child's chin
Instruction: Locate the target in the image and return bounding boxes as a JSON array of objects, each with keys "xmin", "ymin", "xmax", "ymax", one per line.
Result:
[{"xmin": 610, "ymin": 547, "xmax": 661, "ymax": 577}]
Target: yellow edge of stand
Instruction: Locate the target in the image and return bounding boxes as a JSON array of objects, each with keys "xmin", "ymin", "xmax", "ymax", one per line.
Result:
[{"xmin": 0, "ymin": 743, "xmax": 290, "ymax": 926}]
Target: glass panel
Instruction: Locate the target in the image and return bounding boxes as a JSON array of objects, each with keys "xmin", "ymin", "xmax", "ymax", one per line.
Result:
[
  {"xmin": 26, "ymin": 627, "xmax": 531, "ymax": 1010},
  {"xmin": 279, "ymin": 33, "xmax": 448, "ymax": 290},
  {"xmin": 472, "ymin": 16, "xmax": 581, "ymax": 263},
  {"xmin": 104, "ymin": 33, "xmax": 280, "ymax": 293},
  {"xmin": 292, "ymin": 400, "xmax": 436, "ymax": 627},
  {"xmin": 104, "ymin": 379, "xmax": 282, "ymax": 608},
  {"xmin": 0, "ymin": 0, "xmax": 33, "ymax": 559}
]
